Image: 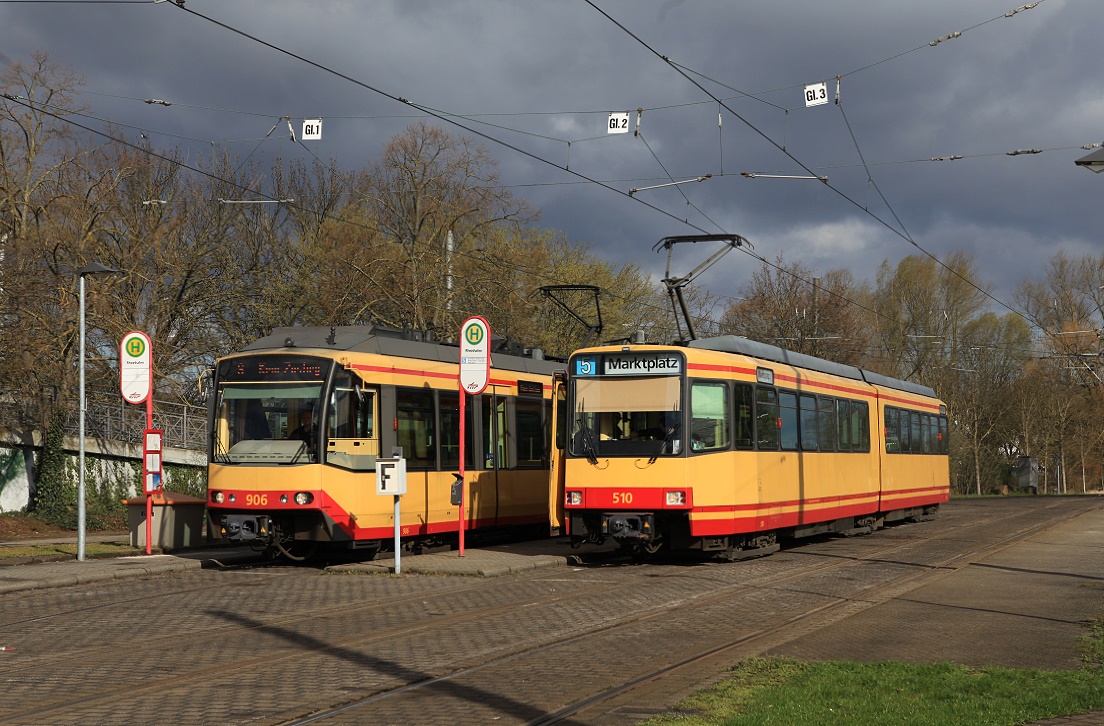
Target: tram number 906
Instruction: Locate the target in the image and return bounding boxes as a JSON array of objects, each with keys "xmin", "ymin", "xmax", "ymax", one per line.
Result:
[
  {"xmin": 245, "ymin": 494, "xmax": 269, "ymax": 506},
  {"xmin": 612, "ymin": 492, "xmax": 633, "ymax": 505}
]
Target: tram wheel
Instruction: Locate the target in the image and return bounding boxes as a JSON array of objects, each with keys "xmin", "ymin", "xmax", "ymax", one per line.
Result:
[{"xmin": 274, "ymin": 539, "xmax": 318, "ymax": 562}]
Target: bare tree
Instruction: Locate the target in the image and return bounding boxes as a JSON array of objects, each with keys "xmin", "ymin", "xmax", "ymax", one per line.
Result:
[{"xmin": 358, "ymin": 121, "xmax": 537, "ymax": 334}]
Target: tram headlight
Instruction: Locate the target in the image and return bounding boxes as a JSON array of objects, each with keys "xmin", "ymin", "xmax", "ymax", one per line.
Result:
[
  {"xmin": 279, "ymin": 494, "xmax": 288, "ymax": 504},
  {"xmin": 565, "ymin": 491, "xmax": 582, "ymax": 506},
  {"xmin": 294, "ymin": 492, "xmax": 314, "ymax": 505},
  {"xmin": 228, "ymin": 493, "xmax": 236, "ymax": 503},
  {"xmin": 666, "ymin": 491, "xmax": 686, "ymax": 506},
  {"xmin": 211, "ymin": 491, "xmax": 225, "ymax": 504}
]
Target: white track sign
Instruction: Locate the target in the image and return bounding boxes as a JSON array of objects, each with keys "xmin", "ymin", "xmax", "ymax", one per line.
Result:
[
  {"xmin": 804, "ymin": 81, "xmax": 829, "ymax": 107},
  {"xmin": 120, "ymin": 331, "xmax": 152, "ymax": 404},
  {"xmin": 302, "ymin": 119, "xmax": 322, "ymax": 140},
  {"xmin": 607, "ymin": 111, "xmax": 630, "ymax": 134},
  {"xmin": 459, "ymin": 316, "xmax": 491, "ymax": 395}
]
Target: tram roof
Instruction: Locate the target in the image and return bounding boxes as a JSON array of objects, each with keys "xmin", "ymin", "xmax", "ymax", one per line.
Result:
[
  {"xmin": 237, "ymin": 325, "xmax": 562, "ymax": 376},
  {"xmin": 686, "ymin": 336, "xmax": 937, "ymax": 399}
]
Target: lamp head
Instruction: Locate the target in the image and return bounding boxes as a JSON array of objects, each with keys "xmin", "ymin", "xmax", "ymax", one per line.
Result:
[{"xmin": 1074, "ymin": 147, "xmax": 1104, "ymax": 174}]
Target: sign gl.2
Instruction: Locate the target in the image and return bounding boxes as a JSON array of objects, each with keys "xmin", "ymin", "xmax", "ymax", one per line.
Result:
[{"xmin": 607, "ymin": 111, "xmax": 630, "ymax": 134}]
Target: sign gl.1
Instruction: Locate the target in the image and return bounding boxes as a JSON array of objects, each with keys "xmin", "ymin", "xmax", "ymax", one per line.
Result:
[
  {"xmin": 459, "ymin": 316, "xmax": 490, "ymax": 394},
  {"xmin": 302, "ymin": 119, "xmax": 322, "ymax": 140}
]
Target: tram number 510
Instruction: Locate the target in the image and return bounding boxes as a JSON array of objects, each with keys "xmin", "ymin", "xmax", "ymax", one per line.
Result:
[{"xmin": 612, "ymin": 492, "xmax": 633, "ymax": 505}]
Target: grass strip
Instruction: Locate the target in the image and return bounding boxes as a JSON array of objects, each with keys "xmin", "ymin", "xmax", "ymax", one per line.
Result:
[
  {"xmin": 0, "ymin": 542, "xmax": 138, "ymax": 560},
  {"xmin": 647, "ymin": 657, "xmax": 1104, "ymax": 726}
]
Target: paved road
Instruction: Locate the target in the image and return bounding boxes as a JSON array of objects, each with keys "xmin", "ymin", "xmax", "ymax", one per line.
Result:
[{"xmin": 0, "ymin": 496, "xmax": 1101, "ymax": 725}]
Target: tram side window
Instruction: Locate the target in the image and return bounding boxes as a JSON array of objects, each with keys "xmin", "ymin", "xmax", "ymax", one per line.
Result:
[
  {"xmin": 690, "ymin": 381, "xmax": 729, "ymax": 451},
  {"xmin": 817, "ymin": 396, "xmax": 836, "ymax": 452},
  {"xmin": 885, "ymin": 407, "xmax": 900, "ymax": 453},
  {"xmin": 852, "ymin": 401, "xmax": 870, "ymax": 452},
  {"xmin": 756, "ymin": 387, "xmax": 779, "ymax": 450},
  {"xmin": 397, "ymin": 388, "xmax": 435, "ymax": 469},
  {"xmin": 779, "ymin": 391, "xmax": 798, "ymax": 451},
  {"xmin": 897, "ymin": 408, "xmax": 910, "ymax": 452},
  {"xmin": 328, "ymin": 371, "xmax": 374, "ymax": 439},
  {"xmin": 921, "ymin": 414, "xmax": 932, "ymax": 454},
  {"xmin": 733, "ymin": 384, "xmax": 753, "ymax": 448},
  {"xmin": 483, "ymin": 394, "xmax": 507, "ymax": 469},
  {"xmin": 837, "ymin": 400, "xmax": 852, "ymax": 452},
  {"xmin": 938, "ymin": 415, "xmax": 949, "ymax": 454},
  {"xmin": 799, "ymin": 394, "xmax": 818, "ymax": 451},
  {"xmin": 439, "ymin": 392, "xmax": 473, "ymax": 469},
  {"xmin": 910, "ymin": 412, "xmax": 922, "ymax": 454},
  {"xmin": 516, "ymin": 399, "xmax": 544, "ymax": 467}
]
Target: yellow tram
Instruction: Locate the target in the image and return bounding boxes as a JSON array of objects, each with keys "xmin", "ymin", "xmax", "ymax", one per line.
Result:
[
  {"xmin": 206, "ymin": 326, "xmax": 559, "ymax": 559},
  {"xmin": 553, "ymin": 336, "xmax": 949, "ymax": 558}
]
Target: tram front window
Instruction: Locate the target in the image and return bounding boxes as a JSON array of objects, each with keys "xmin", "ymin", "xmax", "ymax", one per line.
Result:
[
  {"xmin": 572, "ymin": 376, "xmax": 682, "ymax": 457},
  {"xmin": 213, "ymin": 383, "xmax": 324, "ymax": 464}
]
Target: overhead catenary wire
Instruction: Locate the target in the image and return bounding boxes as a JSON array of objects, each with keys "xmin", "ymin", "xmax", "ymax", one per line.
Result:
[
  {"xmin": 583, "ymin": 0, "xmax": 1036, "ymax": 335},
  {"xmin": 6, "ymin": 82, "xmax": 1084, "ymax": 365},
  {"xmin": 3, "ymin": 3, "xmax": 1079, "ymax": 363}
]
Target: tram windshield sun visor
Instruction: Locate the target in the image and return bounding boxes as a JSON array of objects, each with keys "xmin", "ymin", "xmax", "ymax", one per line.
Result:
[
  {"xmin": 213, "ymin": 383, "xmax": 324, "ymax": 464},
  {"xmin": 571, "ymin": 376, "xmax": 683, "ymax": 459}
]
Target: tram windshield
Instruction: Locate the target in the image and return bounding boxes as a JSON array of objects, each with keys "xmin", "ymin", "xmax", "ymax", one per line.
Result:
[
  {"xmin": 571, "ymin": 376, "xmax": 682, "ymax": 458},
  {"xmin": 212, "ymin": 383, "xmax": 325, "ymax": 464}
]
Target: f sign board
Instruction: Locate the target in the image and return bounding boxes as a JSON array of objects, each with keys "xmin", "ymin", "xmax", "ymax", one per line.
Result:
[
  {"xmin": 459, "ymin": 316, "xmax": 491, "ymax": 395},
  {"xmin": 120, "ymin": 331, "xmax": 152, "ymax": 404},
  {"xmin": 376, "ymin": 457, "xmax": 407, "ymax": 496}
]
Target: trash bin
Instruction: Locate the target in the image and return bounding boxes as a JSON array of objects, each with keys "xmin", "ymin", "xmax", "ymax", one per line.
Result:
[{"xmin": 122, "ymin": 491, "xmax": 207, "ymax": 550}]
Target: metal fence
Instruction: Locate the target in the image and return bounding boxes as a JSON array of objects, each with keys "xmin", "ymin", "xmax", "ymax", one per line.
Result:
[{"xmin": 62, "ymin": 392, "xmax": 207, "ymax": 451}]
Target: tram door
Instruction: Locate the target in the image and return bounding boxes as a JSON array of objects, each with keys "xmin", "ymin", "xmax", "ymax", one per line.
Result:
[
  {"xmin": 480, "ymin": 391, "xmax": 507, "ymax": 524},
  {"xmin": 548, "ymin": 371, "xmax": 567, "ymax": 535}
]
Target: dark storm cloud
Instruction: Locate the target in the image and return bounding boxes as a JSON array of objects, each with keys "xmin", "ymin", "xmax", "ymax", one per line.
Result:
[{"xmin": 1, "ymin": 0, "xmax": 1099, "ymax": 307}]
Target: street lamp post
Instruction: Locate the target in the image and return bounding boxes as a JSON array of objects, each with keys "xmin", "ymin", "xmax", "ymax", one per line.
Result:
[{"xmin": 76, "ymin": 261, "xmax": 119, "ymax": 561}]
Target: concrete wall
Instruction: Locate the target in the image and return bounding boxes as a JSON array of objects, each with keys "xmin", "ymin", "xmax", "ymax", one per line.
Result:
[{"xmin": 0, "ymin": 435, "xmax": 206, "ymax": 513}]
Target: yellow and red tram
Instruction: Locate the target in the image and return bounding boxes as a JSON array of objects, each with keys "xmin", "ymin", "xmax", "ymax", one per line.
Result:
[
  {"xmin": 206, "ymin": 326, "xmax": 559, "ymax": 559},
  {"xmin": 553, "ymin": 336, "xmax": 949, "ymax": 558}
]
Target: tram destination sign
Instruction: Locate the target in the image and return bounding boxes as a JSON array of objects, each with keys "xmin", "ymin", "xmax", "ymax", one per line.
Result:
[
  {"xmin": 218, "ymin": 356, "xmax": 330, "ymax": 382},
  {"xmin": 575, "ymin": 354, "xmax": 682, "ymax": 377}
]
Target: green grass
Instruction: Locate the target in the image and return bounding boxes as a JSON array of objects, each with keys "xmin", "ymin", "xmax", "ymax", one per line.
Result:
[
  {"xmin": 0, "ymin": 541, "xmax": 140, "ymax": 560},
  {"xmin": 646, "ymin": 658, "xmax": 1104, "ymax": 726}
]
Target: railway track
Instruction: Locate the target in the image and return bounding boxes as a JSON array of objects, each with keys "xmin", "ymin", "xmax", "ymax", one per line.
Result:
[{"xmin": 0, "ymin": 498, "xmax": 1097, "ymax": 725}]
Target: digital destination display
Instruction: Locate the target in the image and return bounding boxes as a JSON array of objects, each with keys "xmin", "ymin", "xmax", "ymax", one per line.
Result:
[
  {"xmin": 218, "ymin": 356, "xmax": 332, "ymax": 383},
  {"xmin": 573, "ymin": 354, "xmax": 683, "ymax": 377},
  {"xmin": 517, "ymin": 379, "xmax": 544, "ymax": 397}
]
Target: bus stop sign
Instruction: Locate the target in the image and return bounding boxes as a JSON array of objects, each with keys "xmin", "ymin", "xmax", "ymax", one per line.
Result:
[
  {"xmin": 459, "ymin": 316, "xmax": 490, "ymax": 395},
  {"xmin": 120, "ymin": 331, "xmax": 152, "ymax": 404}
]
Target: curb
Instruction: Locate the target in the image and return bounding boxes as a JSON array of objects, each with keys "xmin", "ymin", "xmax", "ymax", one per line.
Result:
[{"xmin": 0, "ymin": 556, "xmax": 203, "ymax": 594}]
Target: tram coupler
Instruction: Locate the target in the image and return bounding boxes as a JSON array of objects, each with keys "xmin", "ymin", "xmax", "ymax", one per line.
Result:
[{"xmin": 601, "ymin": 513, "xmax": 655, "ymax": 544}]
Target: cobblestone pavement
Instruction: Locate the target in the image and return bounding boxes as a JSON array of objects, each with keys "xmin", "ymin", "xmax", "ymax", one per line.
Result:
[{"xmin": 0, "ymin": 496, "xmax": 1101, "ymax": 725}]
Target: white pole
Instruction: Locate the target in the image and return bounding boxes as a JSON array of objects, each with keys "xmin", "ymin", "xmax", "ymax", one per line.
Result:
[
  {"xmin": 78, "ymin": 273, "xmax": 87, "ymax": 562},
  {"xmin": 393, "ymin": 496, "xmax": 401, "ymax": 574}
]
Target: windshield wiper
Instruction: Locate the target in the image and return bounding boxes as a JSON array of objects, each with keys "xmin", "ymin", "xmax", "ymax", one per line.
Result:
[
  {"xmin": 648, "ymin": 421, "xmax": 681, "ymax": 464},
  {"xmin": 211, "ymin": 430, "xmax": 236, "ymax": 464},
  {"xmin": 574, "ymin": 416, "xmax": 599, "ymax": 465}
]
